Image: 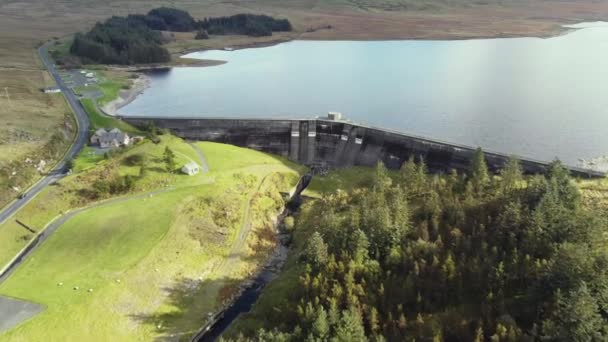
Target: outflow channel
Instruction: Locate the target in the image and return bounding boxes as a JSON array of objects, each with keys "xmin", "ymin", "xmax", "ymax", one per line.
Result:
[{"xmin": 193, "ymin": 174, "xmax": 312, "ymax": 342}]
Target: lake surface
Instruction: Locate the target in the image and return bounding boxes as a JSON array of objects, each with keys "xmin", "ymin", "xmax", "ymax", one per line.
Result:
[{"xmin": 120, "ymin": 22, "xmax": 608, "ymax": 165}]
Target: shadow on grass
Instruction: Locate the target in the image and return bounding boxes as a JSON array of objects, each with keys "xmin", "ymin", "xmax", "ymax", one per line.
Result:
[
  {"xmin": 130, "ymin": 237, "xmax": 281, "ymax": 341},
  {"xmin": 129, "ymin": 275, "xmax": 244, "ymax": 341}
]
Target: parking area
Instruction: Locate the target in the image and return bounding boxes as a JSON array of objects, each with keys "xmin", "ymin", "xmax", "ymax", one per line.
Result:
[{"xmin": 58, "ymin": 69, "xmax": 99, "ymax": 90}]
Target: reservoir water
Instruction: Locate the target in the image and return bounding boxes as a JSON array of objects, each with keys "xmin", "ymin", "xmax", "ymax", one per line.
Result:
[{"xmin": 120, "ymin": 22, "xmax": 608, "ymax": 165}]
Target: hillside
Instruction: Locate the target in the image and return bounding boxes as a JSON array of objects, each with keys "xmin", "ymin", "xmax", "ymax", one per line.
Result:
[
  {"xmin": 0, "ymin": 136, "xmax": 304, "ymax": 340},
  {"xmin": 225, "ymin": 156, "xmax": 608, "ymax": 341}
]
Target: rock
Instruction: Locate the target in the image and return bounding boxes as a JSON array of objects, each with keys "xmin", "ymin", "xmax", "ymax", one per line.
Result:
[
  {"xmin": 88, "ymin": 288, "xmax": 93, "ymax": 292},
  {"xmin": 116, "ymin": 279, "xmax": 121, "ymax": 283},
  {"xmin": 57, "ymin": 282, "xmax": 63, "ymax": 286},
  {"xmin": 73, "ymin": 286, "xmax": 79, "ymax": 290}
]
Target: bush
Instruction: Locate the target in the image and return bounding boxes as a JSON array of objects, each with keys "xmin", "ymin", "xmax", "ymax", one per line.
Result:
[
  {"xmin": 123, "ymin": 153, "xmax": 146, "ymax": 166},
  {"xmin": 195, "ymin": 29, "xmax": 210, "ymax": 40},
  {"xmin": 284, "ymin": 216, "xmax": 295, "ymax": 232}
]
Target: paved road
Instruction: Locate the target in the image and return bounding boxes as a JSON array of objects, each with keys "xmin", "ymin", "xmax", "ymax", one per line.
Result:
[{"xmin": 0, "ymin": 42, "xmax": 89, "ymax": 225}]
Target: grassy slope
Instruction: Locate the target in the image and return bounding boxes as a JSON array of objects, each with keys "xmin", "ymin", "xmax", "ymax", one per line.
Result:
[
  {"xmin": 79, "ymin": 98, "xmax": 138, "ymax": 133},
  {"xmin": 0, "ymin": 138, "xmax": 304, "ymax": 340},
  {"xmin": 72, "ymin": 146, "xmax": 103, "ymax": 172},
  {"xmin": 303, "ymin": 166, "xmax": 376, "ymax": 197},
  {"xmin": 96, "ymin": 72, "xmax": 130, "ymax": 106}
]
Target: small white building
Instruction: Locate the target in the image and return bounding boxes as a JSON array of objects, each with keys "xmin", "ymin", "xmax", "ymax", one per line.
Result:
[{"xmin": 181, "ymin": 162, "xmax": 200, "ymax": 176}]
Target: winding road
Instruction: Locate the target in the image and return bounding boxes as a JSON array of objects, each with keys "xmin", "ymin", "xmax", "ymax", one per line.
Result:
[{"xmin": 0, "ymin": 42, "xmax": 90, "ymax": 225}]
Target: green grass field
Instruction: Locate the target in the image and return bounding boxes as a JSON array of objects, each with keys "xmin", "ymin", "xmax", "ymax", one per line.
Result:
[
  {"xmin": 80, "ymin": 98, "xmax": 139, "ymax": 133},
  {"xmin": 96, "ymin": 75, "xmax": 130, "ymax": 106},
  {"xmin": 303, "ymin": 166, "xmax": 379, "ymax": 197},
  {"xmin": 72, "ymin": 146, "xmax": 103, "ymax": 172},
  {"xmin": 0, "ymin": 137, "xmax": 304, "ymax": 341}
]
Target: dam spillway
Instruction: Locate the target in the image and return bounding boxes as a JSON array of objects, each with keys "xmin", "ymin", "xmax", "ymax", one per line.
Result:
[{"xmin": 120, "ymin": 116, "xmax": 605, "ymax": 178}]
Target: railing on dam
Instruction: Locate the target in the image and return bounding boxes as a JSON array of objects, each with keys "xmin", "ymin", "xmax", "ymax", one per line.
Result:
[{"xmin": 119, "ymin": 115, "xmax": 606, "ymax": 179}]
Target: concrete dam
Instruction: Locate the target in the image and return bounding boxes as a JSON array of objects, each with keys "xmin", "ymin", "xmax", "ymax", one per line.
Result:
[{"xmin": 121, "ymin": 116, "xmax": 605, "ymax": 178}]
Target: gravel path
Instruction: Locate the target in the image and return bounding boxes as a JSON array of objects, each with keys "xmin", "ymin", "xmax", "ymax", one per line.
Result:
[{"xmin": 188, "ymin": 142, "xmax": 210, "ymax": 173}]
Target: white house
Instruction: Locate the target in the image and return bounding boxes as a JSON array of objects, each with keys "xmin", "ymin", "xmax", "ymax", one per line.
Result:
[
  {"xmin": 181, "ymin": 162, "xmax": 200, "ymax": 176},
  {"xmin": 90, "ymin": 128, "xmax": 131, "ymax": 148}
]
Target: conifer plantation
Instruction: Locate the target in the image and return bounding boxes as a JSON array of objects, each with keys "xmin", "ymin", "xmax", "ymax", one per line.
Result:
[
  {"xmin": 69, "ymin": 7, "xmax": 292, "ymax": 65},
  {"xmin": 227, "ymin": 151, "xmax": 608, "ymax": 341}
]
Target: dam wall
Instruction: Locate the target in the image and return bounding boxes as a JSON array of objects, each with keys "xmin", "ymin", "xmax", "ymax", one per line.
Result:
[{"xmin": 121, "ymin": 117, "xmax": 605, "ymax": 178}]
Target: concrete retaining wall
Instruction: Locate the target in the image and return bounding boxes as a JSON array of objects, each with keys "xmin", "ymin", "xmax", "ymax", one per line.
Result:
[{"xmin": 121, "ymin": 117, "xmax": 605, "ymax": 178}]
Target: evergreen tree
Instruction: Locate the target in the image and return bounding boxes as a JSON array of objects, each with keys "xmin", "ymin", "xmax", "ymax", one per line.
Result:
[
  {"xmin": 163, "ymin": 146, "xmax": 176, "ymax": 172},
  {"xmin": 311, "ymin": 306, "xmax": 329, "ymax": 340},
  {"xmin": 470, "ymin": 147, "xmax": 489, "ymax": 191},
  {"xmin": 500, "ymin": 156, "xmax": 523, "ymax": 192},
  {"xmin": 333, "ymin": 307, "xmax": 367, "ymax": 342},
  {"xmin": 303, "ymin": 232, "xmax": 329, "ymax": 269},
  {"xmin": 542, "ymin": 283, "xmax": 605, "ymax": 341}
]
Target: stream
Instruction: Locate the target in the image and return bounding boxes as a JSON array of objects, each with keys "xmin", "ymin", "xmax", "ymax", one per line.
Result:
[{"xmin": 194, "ymin": 174, "xmax": 312, "ymax": 341}]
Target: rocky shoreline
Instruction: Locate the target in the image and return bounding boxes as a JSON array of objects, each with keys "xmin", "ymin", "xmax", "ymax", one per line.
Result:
[{"xmin": 101, "ymin": 74, "xmax": 151, "ymax": 116}]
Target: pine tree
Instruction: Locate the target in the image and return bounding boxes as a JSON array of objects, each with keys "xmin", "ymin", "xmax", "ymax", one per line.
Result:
[
  {"xmin": 303, "ymin": 232, "xmax": 329, "ymax": 269},
  {"xmin": 500, "ymin": 156, "xmax": 522, "ymax": 192},
  {"xmin": 163, "ymin": 146, "xmax": 176, "ymax": 172},
  {"xmin": 311, "ymin": 306, "xmax": 329, "ymax": 339},
  {"xmin": 470, "ymin": 147, "xmax": 489, "ymax": 191},
  {"xmin": 333, "ymin": 307, "xmax": 367, "ymax": 342},
  {"xmin": 542, "ymin": 282, "xmax": 605, "ymax": 341},
  {"xmin": 352, "ymin": 229, "xmax": 370, "ymax": 265},
  {"xmin": 373, "ymin": 162, "xmax": 392, "ymax": 193}
]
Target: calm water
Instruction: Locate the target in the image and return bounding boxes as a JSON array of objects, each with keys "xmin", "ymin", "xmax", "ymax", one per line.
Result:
[{"xmin": 120, "ymin": 22, "xmax": 608, "ymax": 164}]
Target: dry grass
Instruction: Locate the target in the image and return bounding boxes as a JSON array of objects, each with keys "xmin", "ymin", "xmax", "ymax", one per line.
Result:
[{"xmin": 2, "ymin": 0, "xmax": 608, "ymax": 206}]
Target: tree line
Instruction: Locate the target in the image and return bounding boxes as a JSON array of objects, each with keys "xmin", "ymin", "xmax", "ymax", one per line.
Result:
[
  {"xmin": 200, "ymin": 14, "xmax": 292, "ymax": 37},
  {"xmin": 225, "ymin": 149, "xmax": 608, "ymax": 341},
  {"xmin": 70, "ymin": 7, "xmax": 292, "ymax": 65},
  {"xmin": 70, "ymin": 15, "xmax": 170, "ymax": 65}
]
